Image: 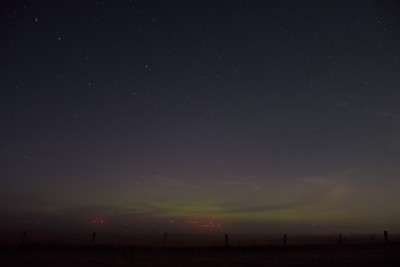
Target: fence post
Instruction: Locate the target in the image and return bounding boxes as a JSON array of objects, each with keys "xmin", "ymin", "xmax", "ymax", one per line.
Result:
[
  {"xmin": 22, "ymin": 231, "xmax": 27, "ymax": 245},
  {"xmin": 384, "ymin": 231, "xmax": 388, "ymax": 244},
  {"xmin": 338, "ymin": 233, "xmax": 342, "ymax": 245},
  {"xmin": 92, "ymin": 232, "xmax": 96, "ymax": 246},
  {"xmin": 225, "ymin": 234, "xmax": 229, "ymax": 248},
  {"xmin": 163, "ymin": 232, "xmax": 167, "ymax": 247},
  {"xmin": 283, "ymin": 234, "xmax": 287, "ymax": 247}
]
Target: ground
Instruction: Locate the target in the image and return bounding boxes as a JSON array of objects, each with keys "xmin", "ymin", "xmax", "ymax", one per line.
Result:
[{"xmin": 1, "ymin": 243, "xmax": 400, "ymax": 267}]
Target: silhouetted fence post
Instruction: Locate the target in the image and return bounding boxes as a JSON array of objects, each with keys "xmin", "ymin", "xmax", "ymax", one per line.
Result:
[
  {"xmin": 21, "ymin": 231, "xmax": 27, "ymax": 245},
  {"xmin": 225, "ymin": 234, "xmax": 229, "ymax": 248},
  {"xmin": 92, "ymin": 232, "xmax": 96, "ymax": 246},
  {"xmin": 163, "ymin": 232, "xmax": 167, "ymax": 247},
  {"xmin": 338, "ymin": 233, "xmax": 342, "ymax": 245},
  {"xmin": 283, "ymin": 234, "xmax": 287, "ymax": 247},
  {"xmin": 384, "ymin": 231, "xmax": 388, "ymax": 244}
]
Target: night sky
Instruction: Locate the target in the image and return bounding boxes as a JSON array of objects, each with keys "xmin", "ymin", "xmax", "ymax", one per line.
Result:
[{"xmin": 1, "ymin": 0, "xmax": 400, "ymax": 234}]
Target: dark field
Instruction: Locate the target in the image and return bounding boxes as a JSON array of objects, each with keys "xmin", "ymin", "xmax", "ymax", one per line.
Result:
[{"xmin": 2, "ymin": 240, "xmax": 400, "ymax": 267}]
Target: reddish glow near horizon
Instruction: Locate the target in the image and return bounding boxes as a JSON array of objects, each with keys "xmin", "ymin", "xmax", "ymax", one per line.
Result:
[
  {"xmin": 187, "ymin": 219, "xmax": 223, "ymax": 230},
  {"xmin": 201, "ymin": 221, "xmax": 222, "ymax": 229},
  {"xmin": 91, "ymin": 219, "xmax": 105, "ymax": 225},
  {"xmin": 188, "ymin": 219, "xmax": 198, "ymax": 225}
]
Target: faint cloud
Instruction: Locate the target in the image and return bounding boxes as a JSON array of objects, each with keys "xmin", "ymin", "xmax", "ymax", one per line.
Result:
[
  {"xmin": 152, "ymin": 174, "xmax": 201, "ymax": 189},
  {"xmin": 298, "ymin": 175, "xmax": 352, "ymax": 203},
  {"xmin": 19, "ymin": 154, "xmax": 53, "ymax": 164},
  {"xmin": 221, "ymin": 201, "xmax": 311, "ymax": 214},
  {"xmin": 1, "ymin": 152, "xmax": 54, "ymax": 165},
  {"xmin": 210, "ymin": 179, "xmax": 264, "ymax": 192},
  {"xmin": 336, "ymin": 101, "xmax": 350, "ymax": 108},
  {"xmin": 364, "ymin": 109, "xmax": 400, "ymax": 120},
  {"xmin": 333, "ymin": 168, "xmax": 360, "ymax": 177},
  {"xmin": 392, "ymin": 140, "xmax": 400, "ymax": 149}
]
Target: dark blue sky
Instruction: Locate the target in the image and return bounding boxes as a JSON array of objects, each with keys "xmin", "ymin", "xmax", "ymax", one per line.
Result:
[{"xmin": 1, "ymin": 0, "xmax": 400, "ymax": 233}]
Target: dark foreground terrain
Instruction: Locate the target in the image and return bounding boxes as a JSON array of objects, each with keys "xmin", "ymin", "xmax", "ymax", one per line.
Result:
[{"xmin": 1, "ymin": 243, "xmax": 400, "ymax": 267}]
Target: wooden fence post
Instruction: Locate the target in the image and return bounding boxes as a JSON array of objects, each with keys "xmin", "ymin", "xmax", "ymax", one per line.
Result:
[
  {"xmin": 225, "ymin": 234, "xmax": 229, "ymax": 248},
  {"xmin": 338, "ymin": 233, "xmax": 342, "ymax": 245},
  {"xmin": 283, "ymin": 234, "xmax": 287, "ymax": 247},
  {"xmin": 384, "ymin": 231, "xmax": 388, "ymax": 244},
  {"xmin": 92, "ymin": 232, "xmax": 96, "ymax": 246},
  {"xmin": 22, "ymin": 231, "xmax": 27, "ymax": 245},
  {"xmin": 163, "ymin": 232, "xmax": 167, "ymax": 247}
]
